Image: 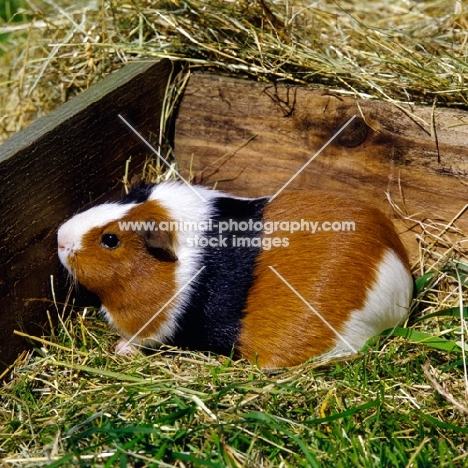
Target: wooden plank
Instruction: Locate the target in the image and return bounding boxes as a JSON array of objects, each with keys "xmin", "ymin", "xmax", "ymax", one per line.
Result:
[
  {"xmin": 0, "ymin": 59, "xmax": 174, "ymax": 374},
  {"xmin": 174, "ymin": 73, "xmax": 468, "ymax": 262}
]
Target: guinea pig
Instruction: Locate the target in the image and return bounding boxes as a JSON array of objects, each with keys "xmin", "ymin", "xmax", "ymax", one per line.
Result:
[{"xmin": 57, "ymin": 182, "xmax": 413, "ymax": 368}]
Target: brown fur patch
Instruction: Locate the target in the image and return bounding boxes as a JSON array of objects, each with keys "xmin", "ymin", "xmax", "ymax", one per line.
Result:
[{"xmin": 238, "ymin": 191, "xmax": 410, "ymax": 368}]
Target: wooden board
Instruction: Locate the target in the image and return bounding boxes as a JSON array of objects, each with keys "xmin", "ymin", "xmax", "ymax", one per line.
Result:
[
  {"xmin": 174, "ymin": 73, "xmax": 468, "ymax": 262},
  {"xmin": 0, "ymin": 59, "xmax": 175, "ymax": 374}
]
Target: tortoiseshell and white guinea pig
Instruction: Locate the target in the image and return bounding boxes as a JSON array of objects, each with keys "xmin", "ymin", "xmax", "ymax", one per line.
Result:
[{"xmin": 57, "ymin": 182, "xmax": 413, "ymax": 368}]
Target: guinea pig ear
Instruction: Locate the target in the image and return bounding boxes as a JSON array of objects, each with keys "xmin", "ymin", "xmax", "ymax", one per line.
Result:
[{"xmin": 137, "ymin": 226, "xmax": 178, "ymax": 262}]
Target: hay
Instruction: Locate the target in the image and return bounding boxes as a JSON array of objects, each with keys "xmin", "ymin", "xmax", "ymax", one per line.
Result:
[
  {"xmin": 112, "ymin": 0, "xmax": 468, "ymax": 104},
  {"xmin": 1, "ymin": 0, "xmax": 468, "ymax": 143}
]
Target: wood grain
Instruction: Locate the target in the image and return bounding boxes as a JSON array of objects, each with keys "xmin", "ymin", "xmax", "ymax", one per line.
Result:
[
  {"xmin": 0, "ymin": 59, "xmax": 175, "ymax": 374},
  {"xmin": 174, "ymin": 73, "xmax": 468, "ymax": 262}
]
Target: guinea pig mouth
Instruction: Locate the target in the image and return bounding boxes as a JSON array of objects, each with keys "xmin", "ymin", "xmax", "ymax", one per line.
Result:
[
  {"xmin": 57, "ymin": 247, "xmax": 77, "ymax": 277},
  {"xmin": 58, "ymin": 246, "xmax": 70, "ymax": 266}
]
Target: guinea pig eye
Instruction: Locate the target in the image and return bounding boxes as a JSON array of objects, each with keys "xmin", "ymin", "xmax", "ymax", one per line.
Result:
[{"xmin": 101, "ymin": 233, "xmax": 121, "ymax": 250}]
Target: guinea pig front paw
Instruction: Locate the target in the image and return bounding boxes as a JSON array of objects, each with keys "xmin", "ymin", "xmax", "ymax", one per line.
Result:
[{"xmin": 115, "ymin": 339, "xmax": 140, "ymax": 356}]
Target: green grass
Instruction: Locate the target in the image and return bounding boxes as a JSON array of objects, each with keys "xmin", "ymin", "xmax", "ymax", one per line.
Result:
[
  {"xmin": 0, "ymin": 0, "xmax": 29, "ymax": 54},
  {"xmin": 1, "ymin": 262, "xmax": 467, "ymax": 467},
  {"xmin": 0, "ymin": 0, "xmax": 27, "ymax": 22}
]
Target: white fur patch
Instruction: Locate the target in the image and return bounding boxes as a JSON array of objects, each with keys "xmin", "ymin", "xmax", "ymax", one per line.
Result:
[
  {"xmin": 331, "ymin": 249, "xmax": 413, "ymax": 354},
  {"xmin": 144, "ymin": 182, "xmax": 220, "ymax": 341},
  {"xmin": 57, "ymin": 203, "xmax": 134, "ymax": 270}
]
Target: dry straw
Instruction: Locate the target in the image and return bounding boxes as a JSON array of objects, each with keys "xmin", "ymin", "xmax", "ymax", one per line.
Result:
[{"xmin": 1, "ymin": 0, "xmax": 468, "ymax": 142}]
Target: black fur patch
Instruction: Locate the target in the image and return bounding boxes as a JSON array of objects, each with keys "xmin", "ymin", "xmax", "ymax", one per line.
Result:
[
  {"xmin": 119, "ymin": 183, "xmax": 155, "ymax": 205},
  {"xmin": 169, "ymin": 195, "xmax": 270, "ymax": 356}
]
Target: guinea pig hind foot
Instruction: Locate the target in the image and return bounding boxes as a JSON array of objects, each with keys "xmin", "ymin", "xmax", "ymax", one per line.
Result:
[{"xmin": 115, "ymin": 339, "xmax": 141, "ymax": 356}]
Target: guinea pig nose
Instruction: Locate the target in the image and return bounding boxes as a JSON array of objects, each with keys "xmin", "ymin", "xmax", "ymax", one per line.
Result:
[{"xmin": 57, "ymin": 238, "xmax": 71, "ymax": 251}]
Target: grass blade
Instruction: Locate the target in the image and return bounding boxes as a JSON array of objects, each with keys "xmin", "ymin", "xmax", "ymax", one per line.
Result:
[
  {"xmin": 380, "ymin": 327, "xmax": 462, "ymax": 353},
  {"xmin": 413, "ymin": 307, "xmax": 468, "ymax": 322}
]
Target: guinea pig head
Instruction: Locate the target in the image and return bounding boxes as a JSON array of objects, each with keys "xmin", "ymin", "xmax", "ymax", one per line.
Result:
[{"xmin": 57, "ymin": 200, "xmax": 179, "ymax": 340}]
